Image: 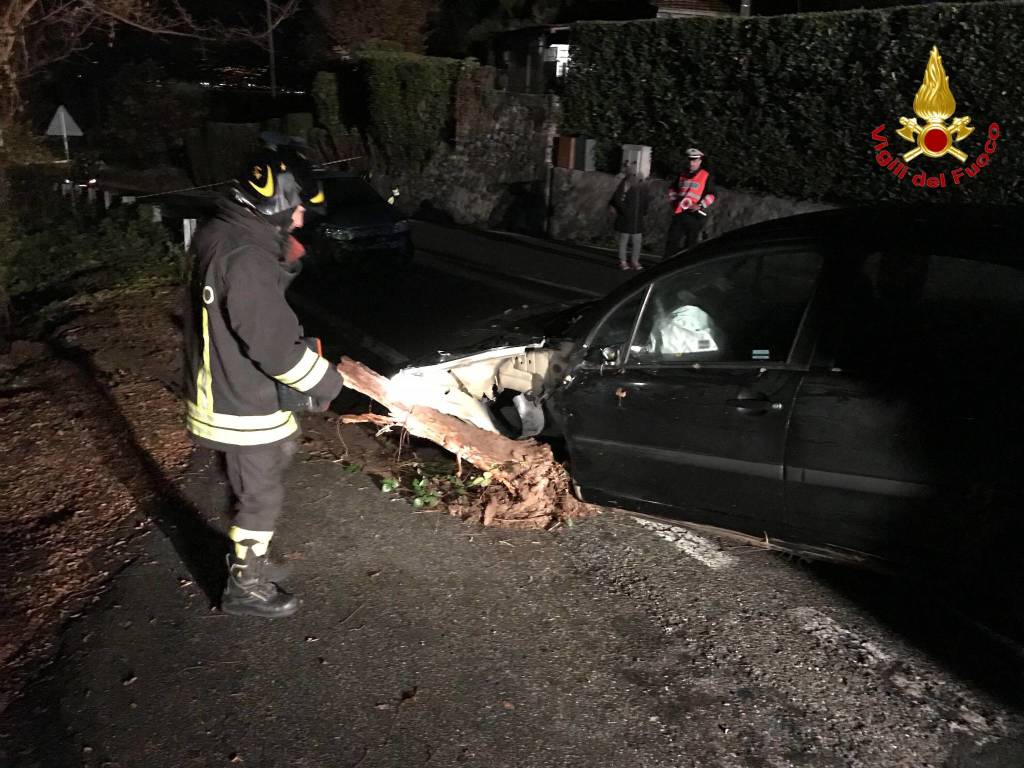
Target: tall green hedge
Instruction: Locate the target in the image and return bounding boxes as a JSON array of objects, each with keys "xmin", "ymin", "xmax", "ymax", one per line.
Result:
[
  {"xmin": 564, "ymin": 2, "xmax": 1024, "ymax": 204},
  {"xmin": 358, "ymin": 52, "xmax": 463, "ymax": 171}
]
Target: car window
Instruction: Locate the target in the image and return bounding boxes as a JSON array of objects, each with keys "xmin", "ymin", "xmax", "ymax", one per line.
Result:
[
  {"xmin": 322, "ymin": 178, "xmax": 383, "ymax": 206},
  {"xmin": 630, "ymin": 250, "xmax": 822, "ymax": 365},
  {"xmin": 830, "ymin": 252, "xmax": 1024, "ymax": 373},
  {"xmin": 586, "ymin": 289, "xmax": 647, "ymax": 362}
]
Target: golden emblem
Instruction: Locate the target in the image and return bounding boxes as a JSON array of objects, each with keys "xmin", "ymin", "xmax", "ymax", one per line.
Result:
[{"xmin": 896, "ymin": 46, "xmax": 973, "ymax": 163}]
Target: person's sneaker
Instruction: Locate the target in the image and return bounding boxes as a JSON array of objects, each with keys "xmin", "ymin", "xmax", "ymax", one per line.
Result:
[
  {"xmin": 221, "ymin": 554, "xmax": 300, "ymax": 618},
  {"xmin": 631, "ymin": 263, "xmax": 644, "ymax": 270},
  {"xmin": 619, "ymin": 261, "xmax": 630, "ymax": 270}
]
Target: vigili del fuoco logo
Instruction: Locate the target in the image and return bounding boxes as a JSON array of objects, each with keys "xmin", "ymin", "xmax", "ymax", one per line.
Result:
[{"xmin": 870, "ymin": 46, "xmax": 1000, "ymax": 188}]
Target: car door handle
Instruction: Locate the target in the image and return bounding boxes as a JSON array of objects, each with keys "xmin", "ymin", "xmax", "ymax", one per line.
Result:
[{"xmin": 727, "ymin": 398, "xmax": 783, "ymax": 412}]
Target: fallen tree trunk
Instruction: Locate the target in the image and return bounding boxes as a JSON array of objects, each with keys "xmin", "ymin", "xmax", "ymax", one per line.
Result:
[{"xmin": 336, "ymin": 356, "xmax": 595, "ymax": 529}]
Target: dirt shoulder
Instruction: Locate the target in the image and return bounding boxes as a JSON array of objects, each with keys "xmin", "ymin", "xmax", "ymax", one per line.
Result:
[
  {"xmin": 0, "ymin": 283, "xmax": 540, "ymax": 713},
  {"xmin": 0, "ymin": 285, "xmax": 191, "ymax": 712}
]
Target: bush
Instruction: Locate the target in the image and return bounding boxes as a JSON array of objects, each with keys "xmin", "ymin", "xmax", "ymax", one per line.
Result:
[
  {"xmin": 315, "ymin": 52, "xmax": 464, "ymax": 172},
  {"xmin": 7, "ymin": 202, "xmax": 179, "ymax": 299},
  {"xmin": 563, "ymin": 2, "xmax": 1024, "ymax": 204},
  {"xmin": 362, "ymin": 51, "xmax": 463, "ymax": 170}
]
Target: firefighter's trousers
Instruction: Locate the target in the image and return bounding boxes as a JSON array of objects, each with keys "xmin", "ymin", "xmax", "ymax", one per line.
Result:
[{"xmin": 224, "ymin": 439, "xmax": 298, "ymax": 532}]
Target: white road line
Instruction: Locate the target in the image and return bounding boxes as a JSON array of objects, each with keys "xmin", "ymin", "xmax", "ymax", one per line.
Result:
[
  {"xmin": 632, "ymin": 517, "xmax": 736, "ymax": 569},
  {"xmin": 788, "ymin": 606, "xmax": 1001, "ymax": 735},
  {"xmin": 789, "ymin": 606, "xmax": 892, "ymax": 666}
]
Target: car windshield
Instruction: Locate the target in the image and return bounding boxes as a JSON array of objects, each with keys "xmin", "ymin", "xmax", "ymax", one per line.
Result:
[{"xmin": 321, "ymin": 177, "xmax": 384, "ymax": 207}]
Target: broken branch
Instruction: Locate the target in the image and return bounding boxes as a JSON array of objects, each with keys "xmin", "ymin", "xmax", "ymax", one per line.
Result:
[{"xmin": 336, "ymin": 357, "xmax": 595, "ymax": 529}]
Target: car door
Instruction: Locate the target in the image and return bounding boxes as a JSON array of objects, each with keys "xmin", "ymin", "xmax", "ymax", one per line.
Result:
[
  {"xmin": 785, "ymin": 249, "xmax": 1024, "ymax": 568},
  {"xmin": 554, "ymin": 246, "xmax": 824, "ymax": 538}
]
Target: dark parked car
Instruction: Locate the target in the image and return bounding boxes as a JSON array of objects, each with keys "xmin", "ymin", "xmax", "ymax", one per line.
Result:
[
  {"xmin": 301, "ymin": 173, "xmax": 413, "ymax": 265},
  {"xmin": 395, "ymin": 205, "xmax": 1024, "ymax": 587}
]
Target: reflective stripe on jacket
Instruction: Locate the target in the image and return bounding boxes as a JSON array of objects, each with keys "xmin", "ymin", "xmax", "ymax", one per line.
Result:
[
  {"xmin": 182, "ymin": 200, "xmax": 342, "ymax": 451},
  {"xmin": 671, "ymin": 169, "xmax": 716, "ymax": 214}
]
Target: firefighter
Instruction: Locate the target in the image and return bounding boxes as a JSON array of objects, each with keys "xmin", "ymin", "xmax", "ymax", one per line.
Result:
[
  {"xmin": 664, "ymin": 148, "xmax": 716, "ymax": 258},
  {"xmin": 182, "ymin": 148, "xmax": 341, "ymax": 618}
]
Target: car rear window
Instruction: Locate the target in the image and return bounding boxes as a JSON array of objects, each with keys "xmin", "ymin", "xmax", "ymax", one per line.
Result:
[
  {"xmin": 322, "ymin": 178, "xmax": 383, "ymax": 206},
  {"xmin": 829, "ymin": 252, "xmax": 1024, "ymax": 374}
]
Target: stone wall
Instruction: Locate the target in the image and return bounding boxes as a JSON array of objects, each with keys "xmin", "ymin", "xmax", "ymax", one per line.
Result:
[
  {"xmin": 547, "ymin": 168, "xmax": 836, "ymax": 253},
  {"xmin": 371, "ymin": 87, "xmax": 560, "ymax": 232}
]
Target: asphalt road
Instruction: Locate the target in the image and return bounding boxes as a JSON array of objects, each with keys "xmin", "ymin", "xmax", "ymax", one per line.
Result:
[{"xmin": 4, "ymin": 231, "xmax": 1024, "ymax": 767}]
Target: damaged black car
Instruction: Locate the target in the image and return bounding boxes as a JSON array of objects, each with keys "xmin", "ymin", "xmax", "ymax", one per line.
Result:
[{"xmin": 392, "ymin": 205, "xmax": 1024, "ymax": 581}]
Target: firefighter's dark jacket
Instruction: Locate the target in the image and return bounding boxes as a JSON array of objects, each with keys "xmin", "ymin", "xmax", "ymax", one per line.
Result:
[{"xmin": 182, "ymin": 199, "xmax": 342, "ymax": 451}]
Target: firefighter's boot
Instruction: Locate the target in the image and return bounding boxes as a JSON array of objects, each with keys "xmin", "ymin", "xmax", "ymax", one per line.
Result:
[{"xmin": 221, "ymin": 536, "xmax": 299, "ymax": 618}]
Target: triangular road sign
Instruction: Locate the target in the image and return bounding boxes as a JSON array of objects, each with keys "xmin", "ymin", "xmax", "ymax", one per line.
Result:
[{"xmin": 46, "ymin": 105, "xmax": 83, "ymax": 137}]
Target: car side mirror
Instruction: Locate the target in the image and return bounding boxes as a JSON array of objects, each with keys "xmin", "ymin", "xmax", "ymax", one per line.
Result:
[
  {"xmin": 585, "ymin": 344, "xmax": 621, "ymax": 366},
  {"xmin": 585, "ymin": 345, "xmax": 618, "ymax": 364}
]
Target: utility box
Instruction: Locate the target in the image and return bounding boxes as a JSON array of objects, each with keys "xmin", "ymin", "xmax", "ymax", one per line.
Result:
[{"xmin": 621, "ymin": 144, "xmax": 652, "ymax": 179}]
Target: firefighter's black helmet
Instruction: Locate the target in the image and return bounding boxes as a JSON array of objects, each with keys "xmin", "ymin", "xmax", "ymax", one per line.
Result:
[{"xmin": 233, "ymin": 147, "xmax": 324, "ymax": 219}]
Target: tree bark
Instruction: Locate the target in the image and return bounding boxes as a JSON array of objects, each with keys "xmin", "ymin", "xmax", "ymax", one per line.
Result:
[{"xmin": 336, "ymin": 356, "xmax": 595, "ymax": 529}]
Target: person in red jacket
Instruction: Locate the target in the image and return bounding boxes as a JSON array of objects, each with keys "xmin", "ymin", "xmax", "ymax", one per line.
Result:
[
  {"xmin": 664, "ymin": 148, "xmax": 716, "ymax": 258},
  {"xmin": 183, "ymin": 148, "xmax": 340, "ymax": 618}
]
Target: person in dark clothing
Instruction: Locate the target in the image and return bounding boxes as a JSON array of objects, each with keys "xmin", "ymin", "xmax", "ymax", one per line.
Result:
[
  {"xmin": 609, "ymin": 164, "xmax": 650, "ymax": 270},
  {"xmin": 664, "ymin": 147, "xmax": 717, "ymax": 258},
  {"xmin": 182, "ymin": 147, "xmax": 340, "ymax": 618}
]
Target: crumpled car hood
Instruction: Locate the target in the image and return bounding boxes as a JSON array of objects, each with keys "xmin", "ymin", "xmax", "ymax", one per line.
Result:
[{"xmin": 389, "ymin": 340, "xmax": 573, "ymax": 435}]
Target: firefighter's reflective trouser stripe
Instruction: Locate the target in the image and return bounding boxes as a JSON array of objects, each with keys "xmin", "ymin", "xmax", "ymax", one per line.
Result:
[
  {"xmin": 186, "ymin": 306, "xmax": 298, "ymax": 446},
  {"xmin": 226, "ymin": 439, "xmax": 297, "ymax": 537},
  {"xmin": 229, "ymin": 527, "xmax": 274, "ymax": 559}
]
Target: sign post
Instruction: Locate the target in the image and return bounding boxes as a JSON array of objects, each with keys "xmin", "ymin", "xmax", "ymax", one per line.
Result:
[{"xmin": 45, "ymin": 105, "xmax": 83, "ymax": 162}]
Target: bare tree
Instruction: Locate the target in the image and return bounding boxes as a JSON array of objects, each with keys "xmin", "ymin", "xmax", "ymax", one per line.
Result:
[
  {"xmin": 0, "ymin": 0, "xmax": 299, "ymax": 348},
  {"xmin": 0, "ymin": 0, "xmax": 299, "ymax": 125}
]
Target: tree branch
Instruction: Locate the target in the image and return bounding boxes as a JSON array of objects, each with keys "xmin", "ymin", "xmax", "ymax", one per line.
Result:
[
  {"xmin": 219, "ymin": 0, "xmax": 302, "ymax": 51},
  {"xmin": 84, "ymin": 0, "xmax": 218, "ymax": 40}
]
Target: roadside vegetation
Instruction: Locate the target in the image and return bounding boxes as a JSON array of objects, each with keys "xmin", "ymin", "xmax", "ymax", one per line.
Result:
[{"xmin": 564, "ymin": 1, "xmax": 1024, "ymax": 200}]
